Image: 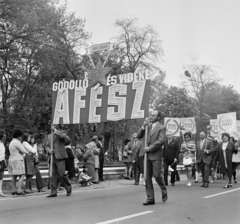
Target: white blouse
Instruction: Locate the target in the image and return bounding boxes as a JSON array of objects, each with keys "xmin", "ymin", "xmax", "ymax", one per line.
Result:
[
  {"xmin": 0, "ymin": 141, "xmax": 5, "ymax": 161},
  {"xmin": 22, "ymin": 141, "xmax": 37, "ymax": 154}
]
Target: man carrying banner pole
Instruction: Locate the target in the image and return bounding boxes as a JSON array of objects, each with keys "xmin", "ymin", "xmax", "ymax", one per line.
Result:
[
  {"xmin": 137, "ymin": 110, "xmax": 167, "ymax": 206},
  {"xmin": 45, "ymin": 125, "xmax": 72, "ymax": 197}
]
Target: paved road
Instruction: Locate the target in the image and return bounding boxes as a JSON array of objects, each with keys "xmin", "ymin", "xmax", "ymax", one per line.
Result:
[{"xmin": 0, "ymin": 175, "xmax": 240, "ymax": 224}]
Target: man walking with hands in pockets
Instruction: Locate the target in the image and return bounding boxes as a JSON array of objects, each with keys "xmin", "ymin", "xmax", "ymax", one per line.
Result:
[{"xmin": 137, "ymin": 110, "xmax": 167, "ymax": 206}]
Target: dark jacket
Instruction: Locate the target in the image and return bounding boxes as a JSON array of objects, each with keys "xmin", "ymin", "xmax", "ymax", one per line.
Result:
[
  {"xmin": 46, "ymin": 130, "xmax": 71, "ymax": 160},
  {"xmin": 96, "ymin": 141, "xmax": 104, "ymax": 159},
  {"xmin": 163, "ymin": 138, "xmax": 179, "ymax": 162},
  {"xmin": 65, "ymin": 146, "xmax": 75, "ymax": 178},
  {"xmin": 196, "ymin": 139, "xmax": 214, "ymax": 164},
  {"xmin": 214, "ymin": 141, "xmax": 237, "ymax": 175}
]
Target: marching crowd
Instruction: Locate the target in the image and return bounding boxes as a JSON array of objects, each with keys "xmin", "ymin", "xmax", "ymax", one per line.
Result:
[
  {"xmin": 0, "ymin": 110, "xmax": 239, "ymax": 205},
  {"xmin": 123, "ymin": 124, "xmax": 239, "ymax": 192}
]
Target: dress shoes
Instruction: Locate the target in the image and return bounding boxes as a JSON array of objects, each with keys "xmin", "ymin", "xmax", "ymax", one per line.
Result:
[
  {"xmin": 46, "ymin": 194, "xmax": 57, "ymax": 198},
  {"xmin": 204, "ymin": 184, "xmax": 209, "ymax": 188},
  {"xmin": 162, "ymin": 194, "xmax": 168, "ymax": 202},
  {"xmin": 66, "ymin": 187, "xmax": 72, "ymax": 196},
  {"xmin": 194, "ymin": 180, "xmax": 198, "ymax": 183},
  {"xmin": 16, "ymin": 192, "xmax": 26, "ymax": 196},
  {"xmin": 143, "ymin": 201, "xmax": 155, "ymax": 206},
  {"xmin": 201, "ymin": 184, "xmax": 205, "ymax": 187},
  {"xmin": 133, "ymin": 183, "xmax": 139, "ymax": 185}
]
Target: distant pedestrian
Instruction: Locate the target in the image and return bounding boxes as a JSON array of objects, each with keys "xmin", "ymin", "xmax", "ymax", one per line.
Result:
[
  {"xmin": 87, "ymin": 136, "xmax": 100, "ymax": 184},
  {"xmin": 65, "ymin": 144, "xmax": 76, "ymax": 181},
  {"xmin": 163, "ymin": 131, "xmax": 179, "ymax": 186},
  {"xmin": 83, "ymin": 139, "xmax": 96, "ymax": 184},
  {"xmin": 22, "ymin": 132, "xmax": 37, "ymax": 193},
  {"xmin": 196, "ymin": 132, "xmax": 214, "ymax": 188},
  {"xmin": 132, "ymin": 137, "xmax": 142, "ymax": 185},
  {"xmin": 122, "ymin": 138, "xmax": 132, "ymax": 180},
  {"xmin": 230, "ymin": 137, "xmax": 239, "ymax": 184},
  {"xmin": 0, "ymin": 130, "xmax": 7, "ymax": 197},
  {"xmin": 128, "ymin": 133, "xmax": 141, "ymax": 185},
  {"xmin": 214, "ymin": 133, "xmax": 237, "ymax": 188},
  {"xmin": 8, "ymin": 130, "xmax": 29, "ymax": 195},
  {"xmin": 97, "ymin": 136, "xmax": 105, "ymax": 181},
  {"xmin": 180, "ymin": 132, "xmax": 196, "ymax": 187},
  {"xmin": 30, "ymin": 136, "xmax": 45, "ymax": 192}
]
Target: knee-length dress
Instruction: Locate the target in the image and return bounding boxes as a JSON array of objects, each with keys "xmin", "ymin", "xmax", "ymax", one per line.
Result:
[{"xmin": 8, "ymin": 139, "xmax": 28, "ymax": 175}]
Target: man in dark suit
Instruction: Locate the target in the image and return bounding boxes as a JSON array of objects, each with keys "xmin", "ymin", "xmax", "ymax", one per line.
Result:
[
  {"xmin": 137, "ymin": 110, "xmax": 167, "ymax": 205},
  {"xmin": 128, "ymin": 133, "xmax": 142, "ymax": 185},
  {"xmin": 45, "ymin": 125, "xmax": 72, "ymax": 197},
  {"xmin": 163, "ymin": 131, "xmax": 179, "ymax": 186},
  {"xmin": 196, "ymin": 131, "xmax": 214, "ymax": 188},
  {"xmin": 97, "ymin": 136, "xmax": 104, "ymax": 181}
]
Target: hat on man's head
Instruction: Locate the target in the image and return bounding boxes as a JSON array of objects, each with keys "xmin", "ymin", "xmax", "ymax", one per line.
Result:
[{"xmin": 132, "ymin": 133, "xmax": 137, "ymax": 138}]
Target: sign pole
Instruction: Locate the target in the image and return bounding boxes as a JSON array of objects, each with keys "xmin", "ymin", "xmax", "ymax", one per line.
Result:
[
  {"xmin": 144, "ymin": 125, "xmax": 148, "ymax": 180},
  {"xmin": 50, "ymin": 129, "xmax": 53, "ymax": 178}
]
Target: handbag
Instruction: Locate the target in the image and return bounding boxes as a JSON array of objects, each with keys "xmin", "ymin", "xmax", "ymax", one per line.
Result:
[
  {"xmin": 232, "ymin": 152, "xmax": 240, "ymax": 163},
  {"xmin": 0, "ymin": 160, "xmax": 7, "ymax": 170},
  {"xmin": 183, "ymin": 156, "xmax": 193, "ymax": 166}
]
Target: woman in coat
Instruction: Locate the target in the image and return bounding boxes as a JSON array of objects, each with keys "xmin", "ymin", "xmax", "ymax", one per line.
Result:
[
  {"xmin": 8, "ymin": 130, "xmax": 29, "ymax": 195},
  {"xmin": 83, "ymin": 140, "xmax": 96, "ymax": 184},
  {"xmin": 214, "ymin": 133, "xmax": 238, "ymax": 188},
  {"xmin": 85, "ymin": 136, "xmax": 99, "ymax": 184},
  {"xmin": 122, "ymin": 138, "xmax": 132, "ymax": 180}
]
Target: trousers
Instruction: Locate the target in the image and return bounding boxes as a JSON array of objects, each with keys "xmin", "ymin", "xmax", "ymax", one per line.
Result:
[
  {"xmin": 198, "ymin": 160, "xmax": 210, "ymax": 184},
  {"xmin": 145, "ymin": 159, "xmax": 167, "ymax": 202},
  {"xmin": 163, "ymin": 160, "xmax": 177, "ymax": 185},
  {"xmin": 50, "ymin": 155, "xmax": 71, "ymax": 195}
]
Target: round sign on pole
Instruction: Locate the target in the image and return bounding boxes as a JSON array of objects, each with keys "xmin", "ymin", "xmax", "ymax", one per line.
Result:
[
  {"xmin": 164, "ymin": 118, "xmax": 180, "ymax": 137},
  {"xmin": 217, "ymin": 112, "xmax": 237, "ymax": 133},
  {"xmin": 180, "ymin": 117, "xmax": 196, "ymax": 134}
]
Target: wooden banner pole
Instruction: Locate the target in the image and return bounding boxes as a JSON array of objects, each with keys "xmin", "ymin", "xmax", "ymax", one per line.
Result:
[
  {"xmin": 144, "ymin": 125, "xmax": 148, "ymax": 180},
  {"xmin": 50, "ymin": 129, "xmax": 53, "ymax": 178}
]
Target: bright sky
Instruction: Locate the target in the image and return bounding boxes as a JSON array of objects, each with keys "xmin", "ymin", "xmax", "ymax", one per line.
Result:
[{"xmin": 63, "ymin": 0, "xmax": 240, "ymax": 90}]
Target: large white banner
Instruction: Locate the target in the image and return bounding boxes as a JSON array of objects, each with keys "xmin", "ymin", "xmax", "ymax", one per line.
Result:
[
  {"xmin": 164, "ymin": 118, "xmax": 181, "ymax": 137},
  {"xmin": 180, "ymin": 117, "xmax": 196, "ymax": 134},
  {"xmin": 217, "ymin": 112, "xmax": 237, "ymax": 134}
]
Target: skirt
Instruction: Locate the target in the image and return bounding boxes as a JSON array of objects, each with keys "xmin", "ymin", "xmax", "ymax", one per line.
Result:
[
  {"xmin": 24, "ymin": 154, "xmax": 35, "ymax": 175},
  {"xmin": 8, "ymin": 160, "xmax": 25, "ymax": 175}
]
